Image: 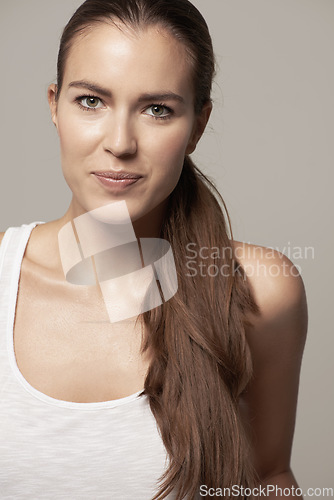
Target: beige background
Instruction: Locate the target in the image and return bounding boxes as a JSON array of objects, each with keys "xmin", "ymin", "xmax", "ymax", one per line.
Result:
[{"xmin": 0, "ymin": 0, "xmax": 333, "ymax": 492}]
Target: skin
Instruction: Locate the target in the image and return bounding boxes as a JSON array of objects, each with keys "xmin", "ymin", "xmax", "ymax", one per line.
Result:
[
  {"xmin": 0, "ymin": 21, "xmax": 307, "ymax": 499},
  {"xmin": 48, "ymin": 23, "xmax": 211, "ymax": 237},
  {"xmin": 233, "ymin": 242, "xmax": 308, "ymax": 498}
]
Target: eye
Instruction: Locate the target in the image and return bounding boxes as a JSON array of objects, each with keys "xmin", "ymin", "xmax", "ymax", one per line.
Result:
[
  {"xmin": 144, "ymin": 104, "xmax": 172, "ymax": 120},
  {"xmin": 76, "ymin": 95, "xmax": 104, "ymax": 110}
]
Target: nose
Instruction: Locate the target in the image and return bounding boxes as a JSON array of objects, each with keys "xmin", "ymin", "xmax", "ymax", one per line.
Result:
[{"xmin": 103, "ymin": 113, "xmax": 137, "ymax": 158}]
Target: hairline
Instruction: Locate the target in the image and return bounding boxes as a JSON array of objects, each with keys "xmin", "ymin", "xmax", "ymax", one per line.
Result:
[{"xmin": 56, "ymin": 17, "xmax": 198, "ymax": 108}]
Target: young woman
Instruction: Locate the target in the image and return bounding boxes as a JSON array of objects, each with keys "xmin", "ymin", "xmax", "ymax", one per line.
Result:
[{"xmin": 0, "ymin": 0, "xmax": 308, "ymax": 499}]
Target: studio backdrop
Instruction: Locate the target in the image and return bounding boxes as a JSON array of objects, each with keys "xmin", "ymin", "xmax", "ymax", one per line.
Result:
[{"xmin": 0, "ymin": 0, "xmax": 333, "ymax": 493}]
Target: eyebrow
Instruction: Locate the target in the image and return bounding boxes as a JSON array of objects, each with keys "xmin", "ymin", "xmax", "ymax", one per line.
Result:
[
  {"xmin": 137, "ymin": 93, "xmax": 185, "ymax": 104},
  {"xmin": 68, "ymin": 80, "xmax": 185, "ymax": 104},
  {"xmin": 68, "ymin": 81, "xmax": 112, "ymax": 98}
]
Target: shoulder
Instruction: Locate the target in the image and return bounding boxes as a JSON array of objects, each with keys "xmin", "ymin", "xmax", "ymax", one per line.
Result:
[
  {"xmin": 231, "ymin": 240, "xmax": 308, "ymax": 347},
  {"xmin": 231, "ymin": 241, "xmax": 308, "ymax": 478},
  {"xmin": 0, "ymin": 232, "xmax": 4, "ymax": 246}
]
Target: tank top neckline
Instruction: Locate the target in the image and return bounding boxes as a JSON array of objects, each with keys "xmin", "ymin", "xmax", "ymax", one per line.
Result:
[{"xmin": 6, "ymin": 221, "xmax": 146, "ymax": 411}]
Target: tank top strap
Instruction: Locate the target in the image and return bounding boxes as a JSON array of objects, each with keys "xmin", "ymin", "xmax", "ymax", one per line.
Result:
[{"xmin": 0, "ymin": 221, "xmax": 44, "ymax": 358}]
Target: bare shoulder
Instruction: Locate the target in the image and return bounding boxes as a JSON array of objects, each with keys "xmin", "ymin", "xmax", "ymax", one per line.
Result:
[
  {"xmin": 231, "ymin": 240, "xmax": 308, "ymax": 479},
  {"xmin": 0, "ymin": 232, "xmax": 5, "ymax": 246},
  {"xmin": 230, "ymin": 240, "xmax": 308, "ymax": 343}
]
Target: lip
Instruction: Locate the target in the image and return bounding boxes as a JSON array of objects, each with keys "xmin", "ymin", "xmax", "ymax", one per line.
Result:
[
  {"xmin": 92, "ymin": 170, "xmax": 142, "ymax": 180},
  {"xmin": 92, "ymin": 171, "xmax": 142, "ymax": 193}
]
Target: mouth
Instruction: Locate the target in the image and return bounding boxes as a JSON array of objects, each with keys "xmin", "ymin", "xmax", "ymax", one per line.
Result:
[
  {"xmin": 92, "ymin": 170, "xmax": 142, "ymax": 180},
  {"xmin": 92, "ymin": 171, "xmax": 143, "ymax": 192}
]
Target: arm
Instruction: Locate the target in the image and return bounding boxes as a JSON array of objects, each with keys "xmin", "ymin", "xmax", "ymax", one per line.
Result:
[{"xmin": 236, "ymin": 244, "xmax": 308, "ymax": 498}]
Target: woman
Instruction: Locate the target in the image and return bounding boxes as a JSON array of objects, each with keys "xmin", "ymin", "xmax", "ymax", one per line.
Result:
[{"xmin": 0, "ymin": 0, "xmax": 308, "ymax": 499}]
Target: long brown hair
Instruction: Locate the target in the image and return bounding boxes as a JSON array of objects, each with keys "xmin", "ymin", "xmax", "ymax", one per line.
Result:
[{"xmin": 56, "ymin": 1, "xmax": 261, "ymax": 498}]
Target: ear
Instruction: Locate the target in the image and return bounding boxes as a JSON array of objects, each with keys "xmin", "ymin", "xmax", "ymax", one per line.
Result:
[
  {"xmin": 47, "ymin": 84, "xmax": 58, "ymax": 129},
  {"xmin": 185, "ymin": 100, "xmax": 212, "ymax": 155}
]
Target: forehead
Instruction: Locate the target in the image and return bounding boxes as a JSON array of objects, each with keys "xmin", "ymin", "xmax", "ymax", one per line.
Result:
[{"xmin": 63, "ymin": 22, "xmax": 194, "ymax": 101}]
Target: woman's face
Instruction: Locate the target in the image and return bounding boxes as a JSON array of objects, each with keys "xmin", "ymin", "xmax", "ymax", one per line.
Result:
[{"xmin": 48, "ymin": 23, "xmax": 211, "ymax": 226}]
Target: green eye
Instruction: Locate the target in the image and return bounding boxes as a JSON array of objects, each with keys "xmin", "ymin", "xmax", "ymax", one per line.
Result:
[
  {"xmin": 145, "ymin": 104, "xmax": 172, "ymax": 120},
  {"xmin": 85, "ymin": 97, "xmax": 100, "ymax": 108},
  {"xmin": 151, "ymin": 105, "xmax": 164, "ymax": 116},
  {"xmin": 76, "ymin": 95, "xmax": 104, "ymax": 112}
]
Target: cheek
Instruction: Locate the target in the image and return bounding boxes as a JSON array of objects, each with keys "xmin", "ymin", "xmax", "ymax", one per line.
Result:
[
  {"xmin": 57, "ymin": 112, "xmax": 102, "ymax": 162},
  {"xmin": 140, "ymin": 125, "xmax": 191, "ymax": 204},
  {"xmin": 145, "ymin": 123, "xmax": 192, "ymax": 176}
]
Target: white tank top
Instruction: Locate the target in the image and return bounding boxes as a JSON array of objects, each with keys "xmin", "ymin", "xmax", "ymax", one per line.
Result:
[{"xmin": 0, "ymin": 222, "xmax": 180, "ymax": 499}]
